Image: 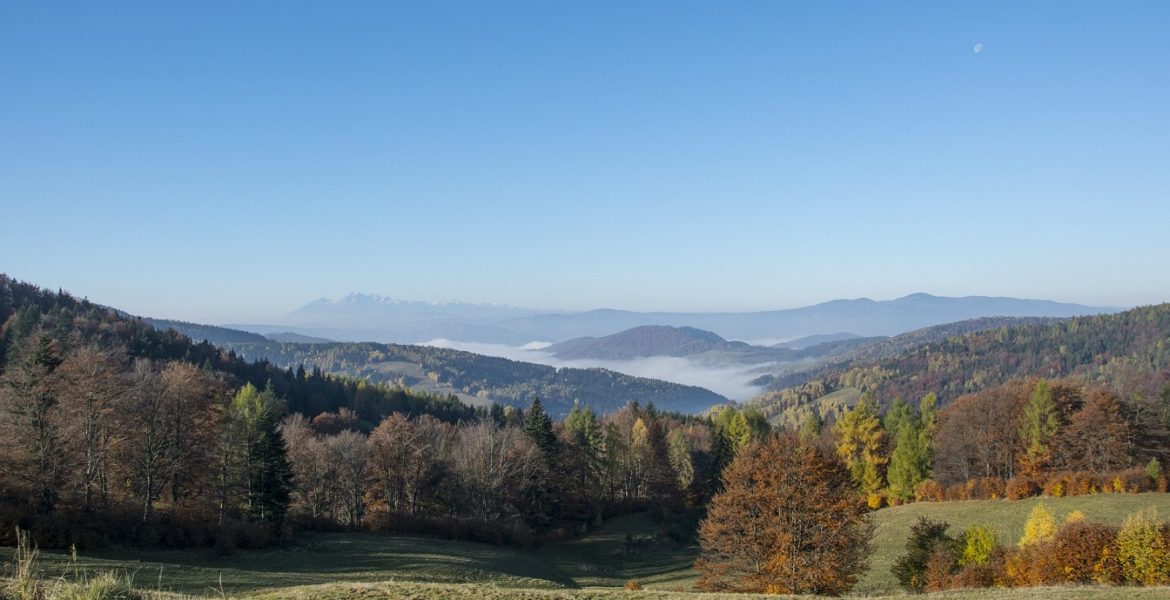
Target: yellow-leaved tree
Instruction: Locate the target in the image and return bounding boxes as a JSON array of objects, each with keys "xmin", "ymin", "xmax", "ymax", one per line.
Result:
[
  {"xmin": 1018, "ymin": 503, "xmax": 1056, "ymax": 548},
  {"xmin": 834, "ymin": 395, "xmax": 887, "ymax": 508},
  {"xmin": 1116, "ymin": 508, "xmax": 1170, "ymax": 585}
]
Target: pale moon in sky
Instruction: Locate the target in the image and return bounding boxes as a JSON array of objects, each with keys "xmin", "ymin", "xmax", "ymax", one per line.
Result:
[{"xmin": 974, "ymin": 43, "xmax": 984, "ymax": 54}]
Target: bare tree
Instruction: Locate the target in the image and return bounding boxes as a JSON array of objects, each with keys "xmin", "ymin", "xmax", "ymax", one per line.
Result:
[
  {"xmin": 56, "ymin": 347, "xmax": 128, "ymax": 509},
  {"xmin": 0, "ymin": 334, "xmax": 66, "ymax": 512},
  {"xmin": 451, "ymin": 421, "xmax": 542, "ymax": 524},
  {"xmin": 326, "ymin": 429, "xmax": 369, "ymax": 526},
  {"xmin": 118, "ymin": 359, "xmax": 172, "ymax": 522}
]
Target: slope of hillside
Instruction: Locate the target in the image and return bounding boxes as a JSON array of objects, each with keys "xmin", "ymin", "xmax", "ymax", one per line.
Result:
[
  {"xmin": 753, "ymin": 305, "xmax": 1170, "ymax": 422},
  {"xmin": 13, "ymin": 498, "xmax": 1170, "ymax": 598},
  {"xmin": 771, "ymin": 332, "xmax": 863, "ymax": 349},
  {"xmin": 750, "ymin": 316, "xmax": 1055, "ymax": 390},
  {"xmin": 144, "ymin": 317, "xmax": 271, "ymax": 344},
  {"xmin": 218, "ymin": 339, "xmax": 727, "ymax": 416},
  {"xmin": 0, "ymin": 275, "xmax": 477, "ymax": 426}
]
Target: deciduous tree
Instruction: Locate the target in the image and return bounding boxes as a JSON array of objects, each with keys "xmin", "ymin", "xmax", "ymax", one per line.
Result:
[{"xmin": 696, "ymin": 433, "xmax": 871, "ymax": 595}]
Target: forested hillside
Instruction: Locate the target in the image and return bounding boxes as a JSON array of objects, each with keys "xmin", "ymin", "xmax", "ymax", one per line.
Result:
[
  {"xmin": 754, "ymin": 307, "xmax": 1170, "ymax": 424},
  {"xmin": 213, "ymin": 339, "xmax": 726, "ymax": 416},
  {"xmin": 0, "ymin": 277, "xmax": 475, "ymax": 425},
  {"xmin": 1, "ymin": 276, "xmax": 778, "ymax": 558}
]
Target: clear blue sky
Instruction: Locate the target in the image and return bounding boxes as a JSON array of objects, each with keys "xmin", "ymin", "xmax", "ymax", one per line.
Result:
[{"xmin": 2, "ymin": 1, "xmax": 1167, "ymax": 323}]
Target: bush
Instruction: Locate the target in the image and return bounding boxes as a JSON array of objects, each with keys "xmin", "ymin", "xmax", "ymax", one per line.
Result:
[
  {"xmin": 1043, "ymin": 472, "xmax": 1109, "ymax": 498},
  {"xmin": 945, "ymin": 482, "xmax": 973, "ymax": 501},
  {"xmin": 924, "ymin": 545, "xmax": 959, "ymax": 592},
  {"xmin": 1050, "ymin": 521, "xmax": 1118, "ymax": 584},
  {"xmin": 950, "ymin": 563, "xmax": 997, "ymax": 589},
  {"xmin": 624, "ymin": 580, "xmax": 642, "ymax": 591},
  {"xmin": 970, "ymin": 477, "xmax": 1006, "ymax": 500},
  {"xmin": 1116, "ymin": 507, "xmax": 1170, "ymax": 585},
  {"xmin": 1042, "ymin": 473, "xmax": 1069, "ymax": 497},
  {"xmin": 1006, "ymin": 476, "xmax": 1040, "ymax": 500},
  {"xmin": 959, "ymin": 526, "xmax": 996, "ymax": 566},
  {"xmin": 1004, "ymin": 544, "xmax": 1057, "ymax": 587},
  {"xmin": 914, "ymin": 479, "xmax": 944, "ymax": 502},
  {"xmin": 892, "ymin": 517, "xmax": 955, "ymax": 592},
  {"xmin": 1105, "ymin": 468, "xmax": 1155, "ymax": 494}
]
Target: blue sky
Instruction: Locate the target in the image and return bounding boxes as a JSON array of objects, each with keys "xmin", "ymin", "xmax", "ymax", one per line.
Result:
[{"xmin": 2, "ymin": 1, "xmax": 1167, "ymax": 322}]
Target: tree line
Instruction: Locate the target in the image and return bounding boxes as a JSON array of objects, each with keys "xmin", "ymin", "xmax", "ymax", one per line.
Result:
[{"xmin": 811, "ymin": 377, "xmax": 1170, "ymax": 509}]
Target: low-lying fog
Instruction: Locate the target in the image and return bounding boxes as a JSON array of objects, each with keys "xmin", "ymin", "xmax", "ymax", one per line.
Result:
[{"xmin": 424, "ymin": 339, "xmax": 770, "ymax": 402}]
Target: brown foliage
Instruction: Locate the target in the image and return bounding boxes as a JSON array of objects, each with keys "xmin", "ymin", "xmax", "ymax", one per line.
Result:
[
  {"xmin": 1052, "ymin": 389, "xmax": 1130, "ymax": 473},
  {"xmin": 1050, "ymin": 521, "xmax": 1119, "ymax": 583},
  {"xmin": 933, "ymin": 381, "xmax": 1030, "ymax": 485},
  {"xmin": 696, "ymin": 433, "xmax": 871, "ymax": 595},
  {"xmin": 310, "ymin": 407, "xmax": 360, "ymax": 435},
  {"xmin": 970, "ymin": 477, "xmax": 1006, "ymax": 500},
  {"xmin": 923, "ymin": 546, "xmax": 958, "ymax": 592},
  {"xmin": 914, "ymin": 479, "xmax": 944, "ymax": 502},
  {"xmin": 1005, "ymin": 475, "xmax": 1040, "ymax": 500}
]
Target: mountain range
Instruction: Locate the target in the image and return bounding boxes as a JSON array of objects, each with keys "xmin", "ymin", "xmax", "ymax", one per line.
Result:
[{"xmin": 228, "ymin": 292, "xmax": 1116, "ymax": 346}]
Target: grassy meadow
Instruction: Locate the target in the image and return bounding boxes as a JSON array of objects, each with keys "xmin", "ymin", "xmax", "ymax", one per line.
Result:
[{"xmin": 7, "ymin": 494, "xmax": 1170, "ymax": 598}]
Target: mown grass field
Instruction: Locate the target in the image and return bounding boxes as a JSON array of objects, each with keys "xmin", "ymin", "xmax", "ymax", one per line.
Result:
[{"xmin": 7, "ymin": 494, "xmax": 1170, "ymax": 598}]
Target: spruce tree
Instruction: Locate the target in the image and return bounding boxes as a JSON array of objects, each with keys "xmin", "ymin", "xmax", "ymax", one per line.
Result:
[{"xmin": 523, "ymin": 397, "xmax": 557, "ymax": 456}]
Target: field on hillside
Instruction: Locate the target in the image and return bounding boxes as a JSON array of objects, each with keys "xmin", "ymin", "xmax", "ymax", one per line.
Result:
[
  {"xmin": 860, "ymin": 492, "xmax": 1170, "ymax": 593},
  {"xmin": 7, "ymin": 495, "xmax": 1170, "ymax": 599}
]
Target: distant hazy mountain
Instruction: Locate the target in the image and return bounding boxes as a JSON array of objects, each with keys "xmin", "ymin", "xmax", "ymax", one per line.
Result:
[
  {"xmin": 771, "ymin": 332, "xmax": 862, "ymax": 349},
  {"xmin": 231, "ymin": 292, "xmax": 1116, "ymax": 345},
  {"xmin": 264, "ymin": 332, "xmax": 333, "ymax": 344},
  {"xmin": 228, "ymin": 293, "xmax": 554, "ymax": 344},
  {"xmin": 501, "ymin": 294, "xmax": 1115, "ymax": 342}
]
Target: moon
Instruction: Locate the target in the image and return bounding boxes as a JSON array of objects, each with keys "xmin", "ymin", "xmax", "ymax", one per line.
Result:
[{"xmin": 974, "ymin": 43, "xmax": 983, "ymax": 54}]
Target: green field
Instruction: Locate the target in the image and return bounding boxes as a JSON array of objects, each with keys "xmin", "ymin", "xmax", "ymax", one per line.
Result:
[
  {"xmin": 7, "ymin": 494, "xmax": 1170, "ymax": 599},
  {"xmin": 861, "ymin": 492, "xmax": 1170, "ymax": 593}
]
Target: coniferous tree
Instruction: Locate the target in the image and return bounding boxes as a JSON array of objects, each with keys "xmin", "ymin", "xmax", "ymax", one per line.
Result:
[
  {"xmin": 1019, "ymin": 380, "xmax": 1060, "ymax": 476},
  {"xmin": 886, "ymin": 393, "xmax": 937, "ymax": 502},
  {"xmin": 892, "ymin": 518, "xmax": 955, "ymax": 592},
  {"xmin": 834, "ymin": 395, "xmax": 887, "ymax": 504},
  {"xmin": 230, "ymin": 382, "xmax": 293, "ymax": 525},
  {"xmin": 522, "ymin": 397, "xmax": 557, "ymax": 456}
]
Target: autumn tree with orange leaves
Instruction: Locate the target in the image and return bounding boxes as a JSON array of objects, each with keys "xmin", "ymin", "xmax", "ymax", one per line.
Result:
[{"xmin": 696, "ymin": 432, "xmax": 872, "ymax": 595}]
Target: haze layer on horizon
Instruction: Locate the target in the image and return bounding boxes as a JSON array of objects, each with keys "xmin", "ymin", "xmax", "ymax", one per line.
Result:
[{"xmin": 2, "ymin": 2, "xmax": 1167, "ymax": 323}]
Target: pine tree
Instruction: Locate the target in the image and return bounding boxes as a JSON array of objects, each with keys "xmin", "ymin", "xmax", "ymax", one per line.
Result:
[{"xmin": 523, "ymin": 397, "xmax": 557, "ymax": 456}]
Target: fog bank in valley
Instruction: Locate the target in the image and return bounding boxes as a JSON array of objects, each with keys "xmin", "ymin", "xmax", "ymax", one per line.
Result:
[{"xmin": 424, "ymin": 339, "xmax": 769, "ymax": 402}]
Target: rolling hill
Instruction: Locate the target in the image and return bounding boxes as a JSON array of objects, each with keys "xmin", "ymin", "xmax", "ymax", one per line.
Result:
[
  {"xmin": 146, "ymin": 321, "xmax": 728, "ymax": 417},
  {"xmin": 752, "ymin": 304, "xmax": 1170, "ymax": 424},
  {"xmin": 548, "ymin": 325, "xmax": 750, "ymax": 360}
]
